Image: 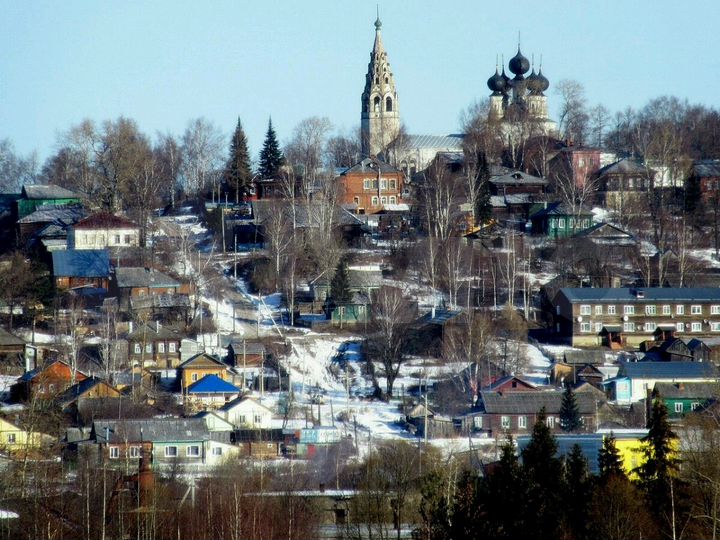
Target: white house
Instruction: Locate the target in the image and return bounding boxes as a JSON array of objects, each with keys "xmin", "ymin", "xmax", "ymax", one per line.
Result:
[
  {"xmin": 219, "ymin": 396, "xmax": 274, "ymax": 429},
  {"xmin": 68, "ymin": 212, "xmax": 140, "ymax": 249}
]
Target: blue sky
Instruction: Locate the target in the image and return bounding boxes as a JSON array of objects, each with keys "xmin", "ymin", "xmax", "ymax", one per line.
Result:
[{"xmin": 1, "ymin": 0, "xmax": 719, "ymax": 163}]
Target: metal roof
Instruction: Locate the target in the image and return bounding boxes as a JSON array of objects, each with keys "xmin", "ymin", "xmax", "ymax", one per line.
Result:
[
  {"xmin": 596, "ymin": 158, "xmax": 653, "ymax": 177},
  {"xmin": 115, "ymin": 267, "xmax": 180, "ymax": 289},
  {"xmin": 530, "ymin": 201, "xmax": 593, "ymax": 218},
  {"xmin": 186, "ymin": 374, "xmax": 239, "ymax": 394},
  {"xmin": 653, "ymin": 381, "xmax": 719, "ymax": 399},
  {"xmin": 73, "ymin": 212, "xmax": 138, "ymax": 230},
  {"xmin": 341, "ymin": 157, "xmax": 400, "ymax": 175},
  {"xmin": 52, "ymin": 249, "xmax": 110, "ymax": 278},
  {"xmin": 22, "ymin": 184, "xmax": 80, "ymax": 200},
  {"xmin": 92, "ymin": 418, "xmax": 210, "ymax": 444},
  {"xmin": 558, "ymin": 287, "xmax": 720, "ymax": 303},
  {"xmin": 490, "ymin": 171, "xmax": 548, "ymax": 185},
  {"xmin": 480, "ymin": 390, "xmax": 598, "ymax": 414},
  {"xmin": 406, "ymin": 134, "xmax": 464, "ymax": 150},
  {"xmin": 691, "ymin": 159, "xmax": 720, "ymax": 178},
  {"xmin": 620, "ymin": 361, "xmax": 719, "ymax": 380},
  {"xmin": 0, "ymin": 327, "xmax": 25, "ymax": 347},
  {"xmin": 17, "ymin": 204, "xmax": 86, "ymax": 224}
]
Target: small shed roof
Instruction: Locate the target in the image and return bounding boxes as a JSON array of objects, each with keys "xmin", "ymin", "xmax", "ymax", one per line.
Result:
[
  {"xmin": 115, "ymin": 267, "xmax": 180, "ymax": 289},
  {"xmin": 52, "ymin": 249, "xmax": 110, "ymax": 278}
]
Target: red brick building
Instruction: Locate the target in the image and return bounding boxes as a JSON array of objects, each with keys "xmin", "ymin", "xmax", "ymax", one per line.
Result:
[{"xmin": 336, "ymin": 158, "xmax": 405, "ymax": 215}]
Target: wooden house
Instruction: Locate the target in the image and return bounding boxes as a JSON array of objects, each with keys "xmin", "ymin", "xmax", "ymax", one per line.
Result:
[
  {"xmin": 55, "ymin": 378, "xmax": 122, "ymax": 415},
  {"xmin": 654, "ymin": 382, "xmax": 718, "ymax": 419},
  {"xmin": 529, "ymin": 202, "xmax": 593, "ymax": 238},
  {"xmin": 16, "ymin": 184, "xmax": 82, "ymax": 219},
  {"xmin": 113, "ymin": 267, "xmax": 182, "ymax": 311},
  {"xmin": 219, "ymin": 396, "xmax": 274, "ymax": 429},
  {"xmin": 68, "ymin": 212, "xmax": 140, "ymax": 250},
  {"xmin": 14, "ymin": 359, "xmax": 88, "ymax": 401},
  {"xmin": 126, "ymin": 322, "xmax": 183, "ymax": 368},
  {"xmin": 0, "ymin": 416, "xmax": 54, "ymax": 453},
  {"xmin": 0, "ymin": 327, "xmax": 30, "ymax": 376},
  {"xmin": 184, "ymin": 374, "xmax": 240, "ymax": 411},
  {"xmin": 227, "ymin": 340, "xmax": 267, "ymax": 369},
  {"xmin": 51, "ymin": 249, "xmax": 110, "ymax": 290},
  {"xmin": 177, "ymin": 353, "xmax": 230, "ymax": 394}
]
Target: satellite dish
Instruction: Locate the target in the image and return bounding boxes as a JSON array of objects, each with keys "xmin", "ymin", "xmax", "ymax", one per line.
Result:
[{"xmin": 623, "ymin": 315, "xmax": 629, "ymax": 322}]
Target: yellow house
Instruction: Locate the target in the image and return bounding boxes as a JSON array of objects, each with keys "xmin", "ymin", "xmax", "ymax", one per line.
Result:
[
  {"xmin": 177, "ymin": 353, "xmax": 230, "ymax": 394},
  {"xmin": 0, "ymin": 417, "xmax": 54, "ymax": 452}
]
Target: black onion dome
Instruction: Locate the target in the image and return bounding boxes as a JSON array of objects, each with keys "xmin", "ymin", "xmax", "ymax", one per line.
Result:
[
  {"xmin": 487, "ymin": 69, "xmax": 506, "ymax": 94},
  {"xmin": 501, "ymin": 66, "xmax": 511, "ymax": 89},
  {"xmin": 526, "ymin": 68, "xmax": 540, "ymax": 94},
  {"xmin": 509, "ymin": 48, "xmax": 530, "ymax": 76},
  {"xmin": 536, "ymin": 67, "xmax": 549, "ymax": 93}
]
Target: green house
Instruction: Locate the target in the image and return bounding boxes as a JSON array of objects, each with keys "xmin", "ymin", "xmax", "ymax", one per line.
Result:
[
  {"xmin": 16, "ymin": 184, "xmax": 82, "ymax": 219},
  {"xmin": 654, "ymin": 382, "xmax": 717, "ymax": 419},
  {"xmin": 530, "ymin": 202, "xmax": 593, "ymax": 238},
  {"xmin": 326, "ymin": 292, "xmax": 371, "ymax": 326}
]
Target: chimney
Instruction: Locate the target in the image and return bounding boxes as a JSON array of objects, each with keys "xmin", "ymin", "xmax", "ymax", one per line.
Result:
[
  {"xmin": 128, "ymin": 321, "xmax": 133, "ymax": 334},
  {"xmin": 431, "ymin": 307, "xmax": 436, "ymax": 319}
]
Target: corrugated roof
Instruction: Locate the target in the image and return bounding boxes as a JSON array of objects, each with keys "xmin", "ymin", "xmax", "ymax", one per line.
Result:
[
  {"xmin": 17, "ymin": 204, "xmax": 86, "ymax": 224},
  {"xmin": 620, "ymin": 361, "xmax": 719, "ymax": 380},
  {"xmin": 251, "ymin": 201, "xmax": 364, "ymax": 228},
  {"xmin": 0, "ymin": 327, "xmax": 25, "ymax": 347},
  {"xmin": 491, "ymin": 171, "xmax": 548, "ymax": 186},
  {"xmin": 115, "ymin": 267, "xmax": 180, "ymax": 289},
  {"xmin": 596, "ymin": 158, "xmax": 653, "ymax": 177},
  {"xmin": 22, "ymin": 184, "xmax": 80, "ymax": 200},
  {"xmin": 92, "ymin": 418, "xmax": 210, "ymax": 443},
  {"xmin": 228, "ymin": 341, "xmax": 267, "ymax": 355},
  {"xmin": 73, "ymin": 212, "xmax": 138, "ymax": 230},
  {"xmin": 530, "ymin": 201, "xmax": 593, "ymax": 218},
  {"xmin": 52, "ymin": 249, "xmax": 110, "ymax": 278},
  {"xmin": 654, "ymin": 381, "xmax": 719, "ymax": 399},
  {"xmin": 187, "ymin": 374, "xmax": 239, "ymax": 394},
  {"xmin": 341, "ymin": 157, "xmax": 400, "ymax": 175},
  {"xmin": 480, "ymin": 390, "xmax": 597, "ymax": 414},
  {"xmin": 406, "ymin": 134, "xmax": 464, "ymax": 150},
  {"xmin": 558, "ymin": 287, "xmax": 720, "ymax": 303}
]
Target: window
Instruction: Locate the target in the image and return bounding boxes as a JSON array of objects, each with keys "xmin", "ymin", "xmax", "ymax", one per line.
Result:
[
  {"xmin": 691, "ymin": 402, "xmax": 700, "ymax": 411},
  {"xmin": 386, "ymin": 96, "xmax": 393, "ymax": 112},
  {"xmin": 518, "ymin": 416, "xmax": 527, "ymax": 429},
  {"xmin": 134, "ymin": 343, "xmax": 141, "ymax": 354},
  {"xmin": 712, "ymin": 306, "xmax": 720, "ymax": 315},
  {"xmin": 676, "ymin": 322, "xmax": 685, "ymax": 332},
  {"xmin": 691, "ymin": 305, "xmax": 702, "ymax": 315},
  {"xmin": 389, "ymin": 196, "xmax": 396, "ymax": 204},
  {"xmin": 676, "ymin": 305, "xmax": 685, "ymax": 315},
  {"xmin": 373, "ymin": 96, "xmax": 381, "ymax": 111},
  {"xmin": 186, "ymin": 445, "xmax": 200, "ymax": 457},
  {"xmin": 212, "ymin": 447, "xmax": 223, "ymax": 456},
  {"xmin": 165, "ymin": 446, "xmax": 178, "ymax": 457},
  {"xmin": 711, "ymin": 322, "xmax": 720, "ymax": 332},
  {"xmin": 380, "ymin": 179, "xmax": 387, "ymax": 190},
  {"xmin": 191, "ymin": 373, "xmax": 198, "ymax": 382},
  {"xmin": 389, "ymin": 179, "xmax": 397, "ymax": 190},
  {"xmin": 662, "ymin": 305, "xmax": 671, "ymax": 315},
  {"xmin": 645, "ymin": 322, "xmax": 657, "ymax": 332},
  {"xmin": 473, "ymin": 416, "xmax": 483, "ymax": 429},
  {"xmin": 595, "ymin": 305, "xmax": 603, "ymax": 315},
  {"xmin": 380, "ymin": 196, "xmax": 387, "ymax": 204},
  {"xmin": 645, "ymin": 305, "xmax": 656, "ymax": 315},
  {"xmin": 595, "ymin": 322, "xmax": 603, "ymax": 332},
  {"xmin": 624, "ymin": 305, "xmax": 635, "ymax": 315},
  {"xmin": 580, "ymin": 305, "xmax": 591, "ymax": 315},
  {"xmin": 363, "ymin": 179, "xmax": 371, "ymax": 190},
  {"xmin": 371, "ymin": 196, "xmax": 379, "ymax": 206},
  {"xmin": 624, "ymin": 322, "xmax": 635, "ymax": 332},
  {"xmin": 557, "ymin": 218, "xmax": 565, "ymax": 229},
  {"xmin": 109, "ymin": 446, "xmax": 119, "ymax": 459},
  {"xmin": 501, "ymin": 416, "xmax": 510, "ymax": 429},
  {"xmin": 7, "ymin": 434, "xmax": 16, "ymax": 444},
  {"xmin": 98, "ymin": 234, "xmax": 105, "ymax": 245},
  {"xmin": 114, "ymin": 234, "xmax": 120, "ymax": 245},
  {"xmin": 674, "ymin": 402, "xmax": 683, "ymax": 414},
  {"xmin": 145, "ymin": 344, "xmax": 152, "ymax": 354},
  {"xmin": 129, "ymin": 447, "xmax": 141, "ymax": 458},
  {"xmin": 580, "ymin": 322, "xmax": 591, "ymax": 333},
  {"xmin": 237, "ymin": 415, "xmax": 246, "ymax": 425},
  {"xmin": 254, "ymin": 414, "xmax": 262, "ymax": 424},
  {"xmin": 691, "ymin": 322, "xmax": 702, "ymax": 332},
  {"xmin": 353, "ymin": 196, "xmax": 360, "ymax": 205},
  {"xmin": 124, "ymin": 234, "xmax": 131, "ymax": 244},
  {"xmin": 169, "ymin": 342, "xmax": 176, "ymax": 353},
  {"xmin": 158, "ymin": 343, "xmax": 165, "ymax": 354},
  {"xmin": 546, "ymin": 416, "xmax": 555, "ymax": 428},
  {"xmin": 607, "ymin": 305, "xmax": 616, "ymax": 315}
]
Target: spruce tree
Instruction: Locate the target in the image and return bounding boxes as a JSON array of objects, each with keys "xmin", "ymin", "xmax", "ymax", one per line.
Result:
[
  {"xmin": 330, "ymin": 259, "xmax": 351, "ymax": 304},
  {"xmin": 563, "ymin": 444, "xmax": 591, "ymax": 540},
  {"xmin": 225, "ymin": 117, "xmax": 252, "ymax": 204},
  {"xmin": 258, "ymin": 117, "xmax": 284, "ymax": 179},
  {"xmin": 598, "ymin": 432, "xmax": 625, "ymax": 481},
  {"xmin": 559, "ymin": 383, "xmax": 582, "ymax": 432},
  {"xmin": 474, "ymin": 152, "xmax": 492, "ymax": 227}
]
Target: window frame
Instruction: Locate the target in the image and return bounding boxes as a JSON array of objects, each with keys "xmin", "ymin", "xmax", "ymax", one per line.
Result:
[
  {"xmin": 518, "ymin": 416, "xmax": 527, "ymax": 429},
  {"xmin": 624, "ymin": 305, "xmax": 635, "ymax": 315},
  {"xmin": 164, "ymin": 446, "xmax": 178, "ymax": 458},
  {"xmin": 500, "ymin": 416, "xmax": 510, "ymax": 429},
  {"xmin": 580, "ymin": 305, "xmax": 591, "ymax": 316},
  {"xmin": 691, "ymin": 322, "xmax": 702, "ymax": 332},
  {"xmin": 186, "ymin": 445, "xmax": 201, "ymax": 457},
  {"xmin": 109, "ymin": 446, "xmax": 120, "ymax": 459},
  {"xmin": 674, "ymin": 402, "xmax": 683, "ymax": 414},
  {"xmin": 691, "ymin": 305, "xmax": 703, "ymax": 315},
  {"xmin": 607, "ymin": 305, "xmax": 616, "ymax": 315}
]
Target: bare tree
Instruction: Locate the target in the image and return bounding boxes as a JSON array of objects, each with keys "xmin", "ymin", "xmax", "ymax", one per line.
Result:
[
  {"xmin": 284, "ymin": 116, "xmax": 333, "ymax": 207},
  {"xmin": 155, "ymin": 132, "xmax": 184, "ymax": 208},
  {"xmin": 325, "ymin": 128, "xmax": 361, "ymax": 168},
  {"xmin": 0, "ymin": 138, "xmax": 38, "ymax": 192},
  {"xmin": 555, "ymin": 79, "xmax": 589, "ymax": 145},
  {"xmin": 367, "ymin": 286, "xmax": 415, "ymax": 397},
  {"xmin": 589, "ymin": 104, "xmax": 611, "ymax": 148},
  {"xmin": 180, "ymin": 117, "xmax": 225, "ymax": 198}
]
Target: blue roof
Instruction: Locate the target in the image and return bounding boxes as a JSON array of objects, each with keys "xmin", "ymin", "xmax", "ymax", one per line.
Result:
[
  {"xmin": 620, "ymin": 361, "xmax": 719, "ymax": 380},
  {"xmin": 187, "ymin": 374, "xmax": 239, "ymax": 394},
  {"xmin": 558, "ymin": 287, "xmax": 720, "ymax": 303},
  {"xmin": 52, "ymin": 249, "xmax": 110, "ymax": 278}
]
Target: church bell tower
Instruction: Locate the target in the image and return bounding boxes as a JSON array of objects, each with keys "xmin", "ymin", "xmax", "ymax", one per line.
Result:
[{"xmin": 361, "ymin": 13, "xmax": 400, "ymax": 157}]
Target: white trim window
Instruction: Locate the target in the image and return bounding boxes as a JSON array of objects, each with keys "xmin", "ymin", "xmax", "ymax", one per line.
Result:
[
  {"xmin": 546, "ymin": 416, "xmax": 555, "ymax": 428},
  {"xmin": 624, "ymin": 305, "xmax": 635, "ymax": 315},
  {"xmin": 212, "ymin": 446, "xmax": 223, "ymax": 456},
  {"xmin": 645, "ymin": 305, "xmax": 656, "ymax": 315},
  {"xmin": 164, "ymin": 446, "xmax": 178, "ymax": 458},
  {"xmin": 186, "ymin": 445, "xmax": 201, "ymax": 457},
  {"xmin": 158, "ymin": 343, "xmax": 165, "ymax": 354},
  {"xmin": 645, "ymin": 322, "xmax": 657, "ymax": 332},
  {"xmin": 674, "ymin": 402, "xmax": 683, "ymax": 413},
  {"xmin": 691, "ymin": 305, "xmax": 703, "ymax": 315},
  {"xmin": 691, "ymin": 322, "xmax": 702, "ymax": 332},
  {"xmin": 580, "ymin": 322, "xmax": 592, "ymax": 333},
  {"xmin": 607, "ymin": 305, "xmax": 616, "ymax": 315},
  {"xmin": 676, "ymin": 322, "xmax": 685, "ymax": 332},
  {"xmin": 501, "ymin": 416, "xmax": 510, "ymax": 429},
  {"xmin": 711, "ymin": 322, "xmax": 720, "ymax": 332},
  {"xmin": 169, "ymin": 342, "xmax": 177, "ymax": 353},
  {"xmin": 712, "ymin": 305, "xmax": 720, "ymax": 315},
  {"xmin": 134, "ymin": 343, "xmax": 141, "ymax": 354},
  {"xmin": 518, "ymin": 416, "xmax": 527, "ymax": 429},
  {"xmin": 595, "ymin": 305, "xmax": 603, "ymax": 315},
  {"xmin": 371, "ymin": 196, "xmax": 379, "ymax": 206},
  {"xmin": 129, "ymin": 446, "xmax": 141, "ymax": 458},
  {"xmin": 473, "ymin": 416, "xmax": 483, "ymax": 429},
  {"xmin": 109, "ymin": 446, "xmax": 120, "ymax": 459},
  {"xmin": 595, "ymin": 322, "xmax": 603, "ymax": 332},
  {"xmin": 623, "ymin": 322, "xmax": 635, "ymax": 332},
  {"xmin": 580, "ymin": 305, "xmax": 591, "ymax": 315},
  {"xmin": 676, "ymin": 305, "xmax": 685, "ymax": 315},
  {"xmin": 662, "ymin": 305, "xmax": 671, "ymax": 315},
  {"xmin": 691, "ymin": 402, "xmax": 700, "ymax": 411}
]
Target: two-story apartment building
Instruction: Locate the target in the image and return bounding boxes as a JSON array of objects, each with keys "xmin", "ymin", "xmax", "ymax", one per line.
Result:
[
  {"xmin": 127, "ymin": 322, "xmax": 183, "ymax": 368},
  {"xmin": 552, "ymin": 287, "xmax": 720, "ymax": 347},
  {"xmin": 68, "ymin": 212, "xmax": 140, "ymax": 249},
  {"xmin": 336, "ymin": 158, "xmax": 405, "ymax": 215}
]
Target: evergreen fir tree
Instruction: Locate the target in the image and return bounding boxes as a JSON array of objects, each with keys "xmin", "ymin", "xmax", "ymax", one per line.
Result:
[
  {"xmin": 224, "ymin": 117, "xmax": 252, "ymax": 204},
  {"xmin": 563, "ymin": 444, "xmax": 591, "ymax": 540},
  {"xmin": 598, "ymin": 432, "xmax": 625, "ymax": 481},
  {"xmin": 559, "ymin": 383, "xmax": 583, "ymax": 432},
  {"xmin": 483, "ymin": 436, "xmax": 529, "ymax": 539},
  {"xmin": 330, "ymin": 259, "xmax": 351, "ymax": 303},
  {"xmin": 474, "ymin": 152, "xmax": 492, "ymax": 227},
  {"xmin": 258, "ymin": 117, "xmax": 284, "ymax": 179}
]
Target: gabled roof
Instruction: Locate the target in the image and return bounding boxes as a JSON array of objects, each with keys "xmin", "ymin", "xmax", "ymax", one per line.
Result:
[
  {"xmin": 562, "ymin": 350, "xmax": 606, "ymax": 365},
  {"xmin": 0, "ymin": 327, "xmax": 25, "ymax": 347},
  {"xmin": 485, "ymin": 375, "xmax": 537, "ymax": 391},
  {"xmin": 687, "ymin": 338, "xmax": 711, "ymax": 351},
  {"xmin": 691, "ymin": 159, "xmax": 720, "ymax": 178},
  {"xmin": 480, "ymin": 390, "xmax": 597, "ymax": 415},
  {"xmin": 596, "ymin": 158, "xmax": 653, "ymax": 177},
  {"xmin": 92, "ymin": 418, "xmax": 210, "ymax": 444},
  {"xmin": 490, "ymin": 171, "xmax": 548, "ymax": 186},
  {"xmin": 73, "ymin": 212, "xmax": 138, "ymax": 230},
  {"xmin": 178, "ymin": 352, "xmax": 227, "ymax": 370},
  {"xmin": 219, "ymin": 395, "xmax": 274, "ymax": 414},
  {"xmin": 187, "ymin": 374, "xmax": 239, "ymax": 394},
  {"xmin": 127, "ymin": 323, "xmax": 181, "ymax": 341},
  {"xmin": 228, "ymin": 341, "xmax": 267, "ymax": 356},
  {"xmin": 530, "ymin": 201, "xmax": 593, "ymax": 219},
  {"xmin": 56, "ymin": 378, "xmax": 120, "ymax": 407},
  {"xmin": 557, "ymin": 287, "xmax": 720, "ymax": 303},
  {"xmin": 52, "ymin": 249, "xmax": 110, "ymax": 278},
  {"xmin": 340, "ymin": 157, "xmax": 400, "ymax": 175},
  {"xmin": 654, "ymin": 381, "xmax": 720, "ymax": 399},
  {"xmin": 575, "ymin": 222, "xmax": 634, "ymax": 241},
  {"xmin": 251, "ymin": 201, "xmax": 364, "ymax": 228},
  {"xmin": 22, "ymin": 184, "xmax": 80, "ymax": 200},
  {"xmin": 17, "ymin": 204, "xmax": 86, "ymax": 224},
  {"xmin": 20, "ymin": 359, "xmax": 88, "ymax": 382},
  {"xmin": 415, "ymin": 309, "xmax": 462, "ymax": 326},
  {"xmin": 115, "ymin": 267, "xmax": 180, "ymax": 289},
  {"xmin": 620, "ymin": 361, "xmax": 719, "ymax": 380},
  {"xmin": 406, "ymin": 134, "xmax": 464, "ymax": 150}
]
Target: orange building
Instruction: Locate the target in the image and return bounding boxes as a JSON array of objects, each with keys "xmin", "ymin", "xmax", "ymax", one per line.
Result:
[{"xmin": 337, "ymin": 158, "xmax": 405, "ymax": 215}]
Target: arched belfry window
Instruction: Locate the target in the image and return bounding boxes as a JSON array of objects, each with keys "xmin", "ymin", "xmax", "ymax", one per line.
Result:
[
  {"xmin": 385, "ymin": 97, "xmax": 393, "ymax": 112},
  {"xmin": 374, "ymin": 96, "xmax": 381, "ymax": 112}
]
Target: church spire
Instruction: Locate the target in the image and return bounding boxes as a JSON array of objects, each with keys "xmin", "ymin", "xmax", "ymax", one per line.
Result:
[{"xmin": 361, "ymin": 13, "xmax": 399, "ymax": 157}]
